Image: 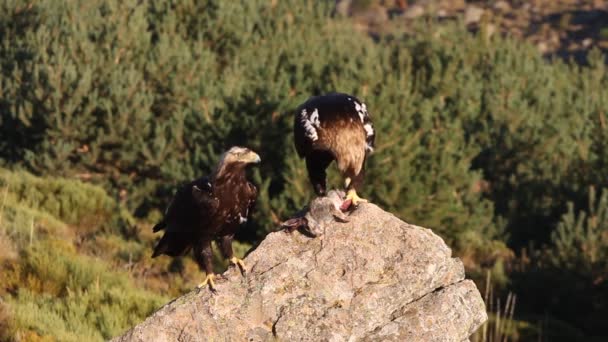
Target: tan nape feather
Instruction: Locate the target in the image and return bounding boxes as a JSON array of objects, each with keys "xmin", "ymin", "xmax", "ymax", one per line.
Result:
[
  {"xmin": 213, "ymin": 153, "xmax": 233, "ymax": 180},
  {"xmin": 213, "ymin": 147, "xmax": 259, "ymax": 180}
]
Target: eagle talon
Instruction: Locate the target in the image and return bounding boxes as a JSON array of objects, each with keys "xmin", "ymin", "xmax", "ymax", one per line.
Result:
[
  {"xmin": 230, "ymin": 257, "xmax": 247, "ymax": 275},
  {"xmin": 341, "ymin": 189, "xmax": 367, "ymax": 211},
  {"xmin": 197, "ymin": 273, "xmax": 217, "ymax": 292}
]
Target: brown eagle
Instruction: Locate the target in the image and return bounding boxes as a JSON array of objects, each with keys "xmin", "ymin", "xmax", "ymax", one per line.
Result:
[
  {"xmin": 294, "ymin": 93, "xmax": 375, "ymax": 209},
  {"xmin": 152, "ymin": 146, "xmax": 260, "ymax": 290}
]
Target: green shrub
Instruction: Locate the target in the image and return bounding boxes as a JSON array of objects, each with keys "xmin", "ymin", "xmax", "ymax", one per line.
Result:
[
  {"xmin": 5, "ymin": 239, "xmax": 166, "ymax": 341},
  {"xmin": 512, "ymin": 188, "xmax": 608, "ymax": 340},
  {"xmin": 0, "ymin": 168, "xmax": 115, "ymax": 228},
  {"xmin": 0, "ymin": 0, "xmax": 498, "ymax": 254},
  {"xmin": 1, "ymin": 200, "xmax": 71, "ymax": 249},
  {"xmin": 551, "ymin": 187, "xmax": 608, "ymax": 272}
]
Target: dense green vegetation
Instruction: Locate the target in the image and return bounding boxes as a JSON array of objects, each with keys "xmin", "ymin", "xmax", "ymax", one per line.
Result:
[{"xmin": 0, "ymin": 0, "xmax": 606, "ymax": 341}]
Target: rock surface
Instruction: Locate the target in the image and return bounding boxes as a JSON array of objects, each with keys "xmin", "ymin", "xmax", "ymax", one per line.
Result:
[
  {"xmin": 339, "ymin": 0, "xmax": 608, "ymax": 64},
  {"xmin": 113, "ymin": 195, "xmax": 487, "ymax": 342}
]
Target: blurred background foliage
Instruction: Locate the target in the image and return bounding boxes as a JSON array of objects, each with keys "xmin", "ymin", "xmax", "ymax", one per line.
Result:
[{"xmin": 0, "ymin": 0, "xmax": 607, "ymax": 341}]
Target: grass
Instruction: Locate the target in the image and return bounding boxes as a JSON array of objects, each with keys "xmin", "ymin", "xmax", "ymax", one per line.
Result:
[
  {"xmin": 0, "ymin": 169, "xmax": 115, "ymax": 228},
  {"xmin": 471, "ymin": 271, "xmax": 521, "ymax": 342}
]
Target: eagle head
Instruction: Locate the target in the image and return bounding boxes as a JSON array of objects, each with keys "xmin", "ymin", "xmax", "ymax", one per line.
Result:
[
  {"xmin": 212, "ymin": 146, "xmax": 261, "ymax": 187},
  {"xmin": 219, "ymin": 146, "xmax": 261, "ymax": 167}
]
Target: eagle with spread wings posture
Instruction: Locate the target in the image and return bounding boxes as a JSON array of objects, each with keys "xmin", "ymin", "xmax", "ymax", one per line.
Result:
[
  {"xmin": 294, "ymin": 93, "xmax": 375, "ymax": 209},
  {"xmin": 152, "ymin": 146, "xmax": 260, "ymax": 291}
]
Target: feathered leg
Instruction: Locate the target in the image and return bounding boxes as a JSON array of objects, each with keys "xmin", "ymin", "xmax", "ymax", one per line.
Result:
[
  {"xmin": 217, "ymin": 235, "xmax": 246, "ymax": 275},
  {"xmin": 306, "ymin": 151, "xmax": 334, "ymax": 196},
  {"xmin": 193, "ymin": 240, "xmax": 216, "ymax": 291}
]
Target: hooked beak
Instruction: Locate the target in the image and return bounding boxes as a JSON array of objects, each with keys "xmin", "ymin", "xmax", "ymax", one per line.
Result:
[{"xmin": 247, "ymin": 151, "xmax": 261, "ymax": 164}]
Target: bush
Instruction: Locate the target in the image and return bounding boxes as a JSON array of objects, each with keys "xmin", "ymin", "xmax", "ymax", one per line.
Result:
[
  {"xmin": 0, "ymin": 169, "xmax": 115, "ymax": 229},
  {"xmin": 3, "ymin": 239, "xmax": 167, "ymax": 341},
  {"xmin": 512, "ymin": 188, "xmax": 608, "ymax": 340}
]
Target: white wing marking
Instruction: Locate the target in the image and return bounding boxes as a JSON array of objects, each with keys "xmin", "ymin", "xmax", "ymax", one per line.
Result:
[
  {"xmin": 300, "ymin": 108, "xmax": 319, "ymax": 141},
  {"xmin": 364, "ymin": 123, "xmax": 374, "ymax": 137},
  {"xmin": 354, "ymin": 101, "xmax": 368, "ymax": 122}
]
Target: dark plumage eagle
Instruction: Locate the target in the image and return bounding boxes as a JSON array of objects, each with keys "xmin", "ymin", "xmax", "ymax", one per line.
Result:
[
  {"xmin": 152, "ymin": 146, "xmax": 260, "ymax": 290},
  {"xmin": 294, "ymin": 92, "xmax": 375, "ymax": 209}
]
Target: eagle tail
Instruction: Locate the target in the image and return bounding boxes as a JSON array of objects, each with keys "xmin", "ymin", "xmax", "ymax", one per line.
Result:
[{"xmin": 152, "ymin": 233, "xmax": 192, "ymax": 257}]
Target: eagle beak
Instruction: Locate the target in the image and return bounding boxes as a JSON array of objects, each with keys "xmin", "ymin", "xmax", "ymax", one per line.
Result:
[{"xmin": 247, "ymin": 151, "xmax": 261, "ymax": 164}]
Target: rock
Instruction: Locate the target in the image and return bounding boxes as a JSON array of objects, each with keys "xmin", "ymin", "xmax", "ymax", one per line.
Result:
[
  {"xmin": 493, "ymin": 1, "xmax": 511, "ymax": 12},
  {"xmin": 464, "ymin": 5, "xmax": 484, "ymax": 25},
  {"xmin": 442, "ymin": 0, "xmax": 466, "ymax": 11},
  {"xmin": 363, "ymin": 280, "xmax": 486, "ymax": 341},
  {"xmin": 403, "ymin": 4, "xmax": 425, "ymax": 19},
  {"xmin": 359, "ymin": 6, "xmax": 389, "ymax": 27},
  {"xmin": 484, "ymin": 23, "xmax": 497, "ymax": 39},
  {"xmin": 582, "ymin": 38, "xmax": 593, "ymax": 48},
  {"xmin": 113, "ymin": 197, "xmax": 487, "ymax": 342},
  {"xmin": 335, "ymin": 0, "xmax": 352, "ymax": 17}
]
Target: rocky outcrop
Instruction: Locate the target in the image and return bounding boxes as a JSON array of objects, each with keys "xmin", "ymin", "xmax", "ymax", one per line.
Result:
[{"xmin": 114, "ymin": 193, "xmax": 487, "ymax": 342}]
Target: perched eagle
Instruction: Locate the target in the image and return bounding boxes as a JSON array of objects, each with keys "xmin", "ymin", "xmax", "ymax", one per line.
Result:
[
  {"xmin": 294, "ymin": 92, "xmax": 375, "ymax": 209},
  {"xmin": 152, "ymin": 146, "xmax": 260, "ymax": 290}
]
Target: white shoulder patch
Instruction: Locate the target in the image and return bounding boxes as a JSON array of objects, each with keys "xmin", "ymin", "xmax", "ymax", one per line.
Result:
[
  {"xmin": 300, "ymin": 108, "xmax": 320, "ymax": 141},
  {"xmin": 239, "ymin": 207, "xmax": 249, "ymax": 224},
  {"xmin": 364, "ymin": 123, "xmax": 374, "ymax": 137},
  {"xmin": 354, "ymin": 101, "xmax": 368, "ymax": 122},
  {"xmin": 310, "ymin": 108, "xmax": 320, "ymax": 126},
  {"xmin": 354, "ymin": 100, "xmax": 374, "ymax": 152}
]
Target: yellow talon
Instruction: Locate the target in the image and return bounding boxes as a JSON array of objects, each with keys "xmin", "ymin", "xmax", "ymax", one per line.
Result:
[
  {"xmin": 197, "ymin": 273, "xmax": 216, "ymax": 290},
  {"xmin": 230, "ymin": 256, "xmax": 246, "ymax": 273},
  {"xmin": 346, "ymin": 189, "xmax": 368, "ymax": 206}
]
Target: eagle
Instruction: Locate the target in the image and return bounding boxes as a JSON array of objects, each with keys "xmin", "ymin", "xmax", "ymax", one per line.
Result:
[
  {"xmin": 294, "ymin": 92, "xmax": 375, "ymax": 209},
  {"xmin": 152, "ymin": 146, "xmax": 260, "ymax": 291}
]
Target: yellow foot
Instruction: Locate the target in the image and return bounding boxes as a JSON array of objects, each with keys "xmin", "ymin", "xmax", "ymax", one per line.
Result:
[
  {"xmin": 197, "ymin": 273, "xmax": 217, "ymax": 291},
  {"xmin": 341, "ymin": 189, "xmax": 368, "ymax": 211},
  {"xmin": 230, "ymin": 257, "xmax": 247, "ymax": 274},
  {"xmin": 346, "ymin": 189, "xmax": 368, "ymax": 205}
]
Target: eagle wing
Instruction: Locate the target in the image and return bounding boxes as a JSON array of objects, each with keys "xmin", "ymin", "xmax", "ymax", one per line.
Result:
[
  {"xmin": 245, "ymin": 181, "xmax": 258, "ymax": 219},
  {"xmin": 294, "ymin": 105, "xmax": 321, "ymax": 157},
  {"xmin": 344, "ymin": 94, "xmax": 376, "ymax": 153},
  {"xmin": 348, "ymin": 95, "xmax": 375, "ymax": 153},
  {"xmin": 153, "ymin": 177, "xmax": 217, "ymax": 232},
  {"xmin": 152, "ymin": 188, "xmax": 182, "ymax": 233},
  {"xmin": 152, "ymin": 177, "xmax": 218, "ymax": 257}
]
